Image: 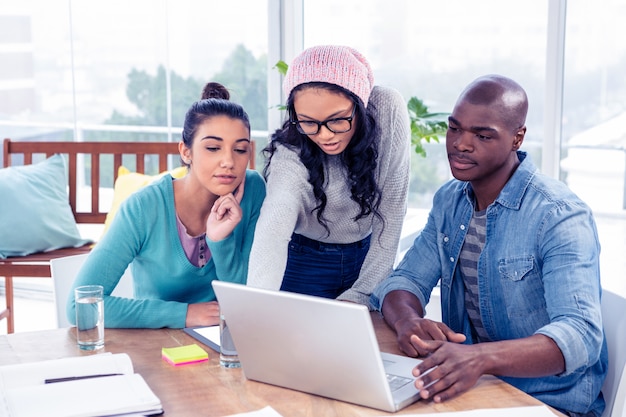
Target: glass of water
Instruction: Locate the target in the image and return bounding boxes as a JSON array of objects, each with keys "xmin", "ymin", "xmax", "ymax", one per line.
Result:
[
  {"xmin": 74, "ymin": 285, "xmax": 104, "ymax": 350},
  {"xmin": 219, "ymin": 311, "xmax": 240, "ymax": 368}
]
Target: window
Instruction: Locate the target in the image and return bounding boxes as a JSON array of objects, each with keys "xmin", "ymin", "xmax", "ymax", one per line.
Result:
[
  {"xmin": 2, "ymin": 1, "xmax": 625, "ymax": 295},
  {"xmin": 0, "ymin": 0, "xmax": 268, "ymax": 149},
  {"xmin": 560, "ymin": 0, "xmax": 626, "ymax": 295},
  {"xmin": 303, "ymin": 0, "xmax": 548, "ymax": 208},
  {"xmin": 561, "ymin": 0, "xmax": 626, "ymax": 213}
]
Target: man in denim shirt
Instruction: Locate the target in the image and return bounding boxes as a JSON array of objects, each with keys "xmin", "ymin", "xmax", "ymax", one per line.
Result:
[{"xmin": 371, "ymin": 75, "xmax": 607, "ymax": 417}]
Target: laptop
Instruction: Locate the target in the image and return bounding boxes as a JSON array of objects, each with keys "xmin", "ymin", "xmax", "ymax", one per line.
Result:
[{"xmin": 211, "ymin": 281, "xmax": 424, "ymax": 412}]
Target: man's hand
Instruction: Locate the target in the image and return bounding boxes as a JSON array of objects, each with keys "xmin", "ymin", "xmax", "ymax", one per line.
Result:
[
  {"xmin": 381, "ymin": 290, "xmax": 465, "ymax": 357},
  {"xmin": 395, "ymin": 317, "xmax": 466, "ymax": 357},
  {"xmin": 408, "ymin": 333, "xmax": 566, "ymax": 403},
  {"xmin": 410, "ymin": 335, "xmax": 484, "ymax": 403}
]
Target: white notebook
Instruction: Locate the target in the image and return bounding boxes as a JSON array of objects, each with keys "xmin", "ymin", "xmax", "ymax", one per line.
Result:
[{"xmin": 0, "ymin": 353, "xmax": 162, "ymax": 417}]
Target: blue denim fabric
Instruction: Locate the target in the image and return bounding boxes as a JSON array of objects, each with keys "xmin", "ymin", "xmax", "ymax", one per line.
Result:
[
  {"xmin": 371, "ymin": 152, "xmax": 607, "ymax": 416},
  {"xmin": 281, "ymin": 233, "xmax": 370, "ymax": 298}
]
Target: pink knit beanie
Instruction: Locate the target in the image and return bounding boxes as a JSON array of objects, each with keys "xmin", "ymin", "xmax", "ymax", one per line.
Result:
[{"xmin": 283, "ymin": 45, "xmax": 374, "ymax": 107}]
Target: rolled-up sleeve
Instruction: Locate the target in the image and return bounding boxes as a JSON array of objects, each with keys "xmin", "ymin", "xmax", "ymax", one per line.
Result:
[{"xmin": 534, "ymin": 201, "xmax": 603, "ymax": 376}]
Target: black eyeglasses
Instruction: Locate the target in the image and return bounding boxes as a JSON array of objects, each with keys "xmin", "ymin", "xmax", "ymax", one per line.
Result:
[{"xmin": 291, "ymin": 105, "xmax": 356, "ymax": 135}]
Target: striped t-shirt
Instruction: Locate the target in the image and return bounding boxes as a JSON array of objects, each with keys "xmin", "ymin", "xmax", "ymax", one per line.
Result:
[{"xmin": 459, "ymin": 208, "xmax": 490, "ymax": 342}]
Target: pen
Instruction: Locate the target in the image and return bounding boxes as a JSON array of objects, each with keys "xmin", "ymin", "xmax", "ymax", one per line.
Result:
[{"xmin": 44, "ymin": 373, "xmax": 123, "ymax": 384}]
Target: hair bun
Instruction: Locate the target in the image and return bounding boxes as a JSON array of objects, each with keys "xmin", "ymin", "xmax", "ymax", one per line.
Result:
[{"xmin": 201, "ymin": 82, "xmax": 230, "ymax": 100}]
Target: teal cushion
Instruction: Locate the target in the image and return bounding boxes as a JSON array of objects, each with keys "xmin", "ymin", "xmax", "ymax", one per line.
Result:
[{"xmin": 0, "ymin": 154, "xmax": 91, "ymax": 259}]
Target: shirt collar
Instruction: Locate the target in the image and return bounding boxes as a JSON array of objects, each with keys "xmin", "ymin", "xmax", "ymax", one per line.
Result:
[{"xmin": 462, "ymin": 151, "xmax": 537, "ymax": 211}]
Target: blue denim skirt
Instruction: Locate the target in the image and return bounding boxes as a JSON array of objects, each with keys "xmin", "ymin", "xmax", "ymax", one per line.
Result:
[{"xmin": 280, "ymin": 233, "xmax": 371, "ymax": 298}]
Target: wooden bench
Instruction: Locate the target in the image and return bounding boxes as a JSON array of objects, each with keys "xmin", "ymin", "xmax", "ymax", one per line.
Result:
[{"xmin": 0, "ymin": 138, "xmax": 255, "ymax": 333}]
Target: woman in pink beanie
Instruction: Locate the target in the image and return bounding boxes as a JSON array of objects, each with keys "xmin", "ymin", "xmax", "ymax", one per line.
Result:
[{"xmin": 247, "ymin": 45, "xmax": 410, "ymax": 307}]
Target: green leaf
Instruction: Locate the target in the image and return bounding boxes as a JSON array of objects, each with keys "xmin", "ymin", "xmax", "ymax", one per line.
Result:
[
  {"xmin": 407, "ymin": 96, "xmax": 449, "ymax": 157},
  {"xmin": 274, "ymin": 60, "xmax": 289, "ymax": 76}
]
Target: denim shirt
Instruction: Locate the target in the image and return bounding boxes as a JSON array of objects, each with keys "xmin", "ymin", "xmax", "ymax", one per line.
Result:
[{"xmin": 371, "ymin": 152, "xmax": 607, "ymax": 416}]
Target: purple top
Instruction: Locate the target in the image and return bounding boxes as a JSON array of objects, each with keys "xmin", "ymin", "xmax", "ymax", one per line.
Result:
[{"xmin": 176, "ymin": 214, "xmax": 211, "ymax": 267}]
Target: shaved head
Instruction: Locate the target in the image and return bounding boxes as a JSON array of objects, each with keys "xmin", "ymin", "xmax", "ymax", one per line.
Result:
[{"xmin": 457, "ymin": 75, "xmax": 528, "ymax": 130}]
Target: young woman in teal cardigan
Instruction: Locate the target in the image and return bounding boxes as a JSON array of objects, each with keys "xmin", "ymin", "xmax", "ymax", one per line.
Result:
[{"xmin": 67, "ymin": 83, "xmax": 265, "ymax": 328}]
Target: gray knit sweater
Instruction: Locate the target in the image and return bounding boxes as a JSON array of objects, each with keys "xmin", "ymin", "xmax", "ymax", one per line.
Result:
[{"xmin": 247, "ymin": 85, "xmax": 411, "ymax": 307}]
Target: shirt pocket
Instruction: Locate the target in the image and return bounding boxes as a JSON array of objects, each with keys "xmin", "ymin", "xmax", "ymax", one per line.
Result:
[
  {"xmin": 498, "ymin": 256, "xmax": 534, "ymax": 282},
  {"xmin": 498, "ymin": 256, "xmax": 549, "ymax": 335}
]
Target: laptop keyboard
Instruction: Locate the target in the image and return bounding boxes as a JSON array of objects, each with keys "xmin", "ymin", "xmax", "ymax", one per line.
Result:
[{"xmin": 386, "ymin": 373, "xmax": 413, "ymax": 391}]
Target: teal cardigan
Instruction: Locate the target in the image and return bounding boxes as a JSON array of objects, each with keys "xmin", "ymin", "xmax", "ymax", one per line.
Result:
[{"xmin": 67, "ymin": 170, "xmax": 266, "ymax": 328}]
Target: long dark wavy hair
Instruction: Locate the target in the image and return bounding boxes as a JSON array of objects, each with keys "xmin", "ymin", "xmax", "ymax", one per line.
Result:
[{"xmin": 263, "ymin": 82, "xmax": 382, "ymax": 235}]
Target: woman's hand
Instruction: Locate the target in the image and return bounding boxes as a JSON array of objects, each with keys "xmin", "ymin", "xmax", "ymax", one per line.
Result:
[
  {"xmin": 206, "ymin": 176, "xmax": 245, "ymax": 241},
  {"xmin": 185, "ymin": 301, "xmax": 220, "ymax": 327}
]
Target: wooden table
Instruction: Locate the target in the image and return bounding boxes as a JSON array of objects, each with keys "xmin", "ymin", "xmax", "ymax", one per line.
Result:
[{"xmin": 0, "ymin": 312, "xmax": 563, "ymax": 417}]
